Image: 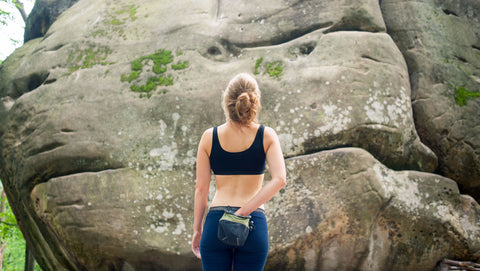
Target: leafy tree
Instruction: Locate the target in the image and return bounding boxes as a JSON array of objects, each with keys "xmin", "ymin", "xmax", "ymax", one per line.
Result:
[
  {"xmin": 1, "ymin": 0, "xmax": 33, "ymax": 61},
  {"xmin": 0, "ymin": 197, "xmax": 25, "ymax": 270},
  {"xmin": 0, "ymin": 187, "xmax": 41, "ymax": 270},
  {"xmin": 0, "ymin": 0, "xmax": 37, "ymax": 262},
  {"xmin": 1, "ymin": 0, "xmax": 27, "ymax": 24},
  {"xmin": 0, "ymin": 0, "xmax": 38, "ymax": 264},
  {"xmin": 0, "ymin": 2, "xmax": 11, "ymax": 26}
]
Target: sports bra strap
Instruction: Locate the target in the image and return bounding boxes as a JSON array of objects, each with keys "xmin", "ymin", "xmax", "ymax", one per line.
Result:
[{"xmin": 209, "ymin": 125, "xmax": 266, "ymax": 175}]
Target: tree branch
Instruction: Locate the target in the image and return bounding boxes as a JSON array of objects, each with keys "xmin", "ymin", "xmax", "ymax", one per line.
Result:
[
  {"xmin": 0, "ymin": 242, "xmax": 8, "ymax": 270},
  {"xmin": 0, "ymin": 220, "xmax": 17, "ymax": 227},
  {"xmin": 13, "ymin": 0, "xmax": 27, "ymax": 23}
]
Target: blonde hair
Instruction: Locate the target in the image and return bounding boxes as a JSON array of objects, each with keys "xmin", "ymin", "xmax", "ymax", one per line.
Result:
[{"xmin": 222, "ymin": 73, "xmax": 262, "ymax": 124}]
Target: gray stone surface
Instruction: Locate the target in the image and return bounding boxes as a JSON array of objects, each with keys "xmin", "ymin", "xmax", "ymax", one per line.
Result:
[
  {"xmin": 0, "ymin": 0, "xmax": 478, "ymax": 270},
  {"xmin": 266, "ymin": 148, "xmax": 480, "ymax": 271},
  {"xmin": 381, "ymin": 0, "xmax": 480, "ymax": 198}
]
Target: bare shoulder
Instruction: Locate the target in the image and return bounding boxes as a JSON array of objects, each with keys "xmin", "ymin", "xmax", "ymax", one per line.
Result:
[
  {"xmin": 263, "ymin": 125, "xmax": 280, "ymax": 149},
  {"xmin": 263, "ymin": 126, "xmax": 278, "ymax": 139},
  {"xmin": 202, "ymin": 127, "xmax": 214, "ymax": 138},
  {"xmin": 198, "ymin": 128, "xmax": 214, "ymax": 152}
]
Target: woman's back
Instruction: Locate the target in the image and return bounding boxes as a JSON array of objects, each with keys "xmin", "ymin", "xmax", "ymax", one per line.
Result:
[
  {"xmin": 192, "ymin": 73, "xmax": 286, "ymax": 269},
  {"xmin": 207, "ymin": 122, "xmax": 267, "ymax": 208},
  {"xmin": 216, "ymin": 123, "xmax": 261, "ymax": 153}
]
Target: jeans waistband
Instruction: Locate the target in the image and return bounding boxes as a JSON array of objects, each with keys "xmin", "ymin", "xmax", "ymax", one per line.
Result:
[{"xmin": 209, "ymin": 206, "xmax": 265, "ymax": 214}]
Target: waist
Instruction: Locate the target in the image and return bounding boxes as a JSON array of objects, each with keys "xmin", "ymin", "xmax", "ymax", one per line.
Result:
[{"xmin": 209, "ymin": 206, "xmax": 265, "ymax": 215}]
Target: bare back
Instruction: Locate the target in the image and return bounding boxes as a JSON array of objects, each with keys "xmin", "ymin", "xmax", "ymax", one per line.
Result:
[
  {"xmin": 206, "ymin": 122, "xmax": 267, "ymax": 208},
  {"xmin": 192, "ymin": 74, "xmax": 287, "ymax": 260}
]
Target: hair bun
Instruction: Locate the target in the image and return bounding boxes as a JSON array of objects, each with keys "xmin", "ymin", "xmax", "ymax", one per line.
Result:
[
  {"xmin": 222, "ymin": 73, "xmax": 262, "ymax": 124},
  {"xmin": 235, "ymin": 93, "xmax": 253, "ymax": 122}
]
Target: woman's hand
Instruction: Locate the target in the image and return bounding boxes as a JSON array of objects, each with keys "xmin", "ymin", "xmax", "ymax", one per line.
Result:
[
  {"xmin": 233, "ymin": 209, "xmax": 248, "ymax": 217},
  {"xmin": 191, "ymin": 231, "xmax": 202, "ymax": 259}
]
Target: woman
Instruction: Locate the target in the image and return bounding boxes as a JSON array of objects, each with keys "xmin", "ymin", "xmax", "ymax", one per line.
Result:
[{"xmin": 191, "ymin": 73, "xmax": 286, "ymax": 270}]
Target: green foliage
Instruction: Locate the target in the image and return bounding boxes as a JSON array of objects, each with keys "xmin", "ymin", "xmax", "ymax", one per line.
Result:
[
  {"xmin": 0, "ymin": 8, "xmax": 9, "ymax": 26},
  {"xmin": 157, "ymin": 75, "xmax": 174, "ymax": 86},
  {"xmin": 81, "ymin": 48, "xmax": 109, "ymax": 68},
  {"xmin": 114, "ymin": 4, "xmax": 136, "ymax": 21},
  {"xmin": 0, "ymin": 196, "xmax": 24, "ymax": 271},
  {"xmin": 1, "ymin": 0, "xmax": 36, "ymax": 60},
  {"xmin": 89, "ymin": 4, "xmax": 138, "ymax": 40},
  {"xmin": 0, "ymin": 199, "xmax": 20, "ymax": 238},
  {"xmin": 0, "ymin": 194, "xmax": 41, "ymax": 270},
  {"xmin": 150, "ymin": 49, "xmax": 174, "ymax": 68},
  {"xmin": 454, "ymin": 86, "xmax": 480, "ymax": 106},
  {"xmin": 91, "ymin": 29, "xmax": 106, "ymax": 38},
  {"xmin": 153, "ymin": 65, "xmax": 166, "ymax": 74},
  {"xmin": 68, "ymin": 45, "xmax": 112, "ymax": 72},
  {"xmin": 12, "ymin": 0, "xmax": 23, "ymax": 11},
  {"xmin": 106, "ymin": 5, "xmax": 136, "ymax": 25},
  {"xmin": 0, "ymin": 0, "xmax": 12, "ymax": 26},
  {"xmin": 121, "ymin": 70, "xmax": 140, "ymax": 82},
  {"xmin": 121, "ymin": 49, "xmax": 188, "ymax": 98},
  {"xmin": 131, "ymin": 59, "xmax": 143, "ymax": 71},
  {"xmin": 128, "ymin": 4, "xmax": 137, "ymax": 21},
  {"xmin": 253, "ymin": 57, "xmax": 283, "ymax": 80},
  {"xmin": 106, "ymin": 16, "xmax": 123, "ymax": 26},
  {"xmin": 266, "ymin": 61, "xmax": 283, "ymax": 79},
  {"xmin": 171, "ymin": 61, "xmax": 189, "ymax": 70},
  {"xmin": 254, "ymin": 57, "xmax": 263, "ymax": 75},
  {"xmin": 130, "ymin": 75, "xmax": 173, "ymax": 94}
]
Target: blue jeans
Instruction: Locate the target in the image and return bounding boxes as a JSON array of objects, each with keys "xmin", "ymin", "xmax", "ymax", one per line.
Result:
[{"xmin": 200, "ymin": 207, "xmax": 269, "ymax": 271}]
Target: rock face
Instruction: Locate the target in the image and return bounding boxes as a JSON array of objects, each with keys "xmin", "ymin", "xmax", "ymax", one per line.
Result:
[
  {"xmin": 381, "ymin": 0, "xmax": 480, "ymax": 198},
  {"xmin": 23, "ymin": 0, "xmax": 80, "ymax": 42},
  {"xmin": 266, "ymin": 148, "xmax": 480, "ymax": 271},
  {"xmin": 0, "ymin": 0, "xmax": 479, "ymax": 270}
]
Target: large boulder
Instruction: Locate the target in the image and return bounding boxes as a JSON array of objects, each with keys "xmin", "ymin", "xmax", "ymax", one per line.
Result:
[
  {"xmin": 266, "ymin": 148, "xmax": 480, "ymax": 271},
  {"xmin": 380, "ymin": 0, "xmax": 480, "ymax": 199},
  {"xmin": 0, "ymin": 0, "xmax": 477, "ymax": 270},
  {"xmin": 29, "ymin": 148, "xmax": 480, "ymax": 270}
]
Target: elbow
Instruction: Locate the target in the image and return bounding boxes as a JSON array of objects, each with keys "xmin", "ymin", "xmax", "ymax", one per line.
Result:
[
  {"xmin": 195, "ymin": 186, "xmax": 208, "ymax": 196},
  {"xmin": 194, "ymin": 182, "xmax": 208, "ymax": 196},
  {"xmin": 195, "ymin": 186, "xmax": 209, "ymax": 205},
  {"xmin": 276, "ymin": 175, "xmax": 286, "ymax": 189}
]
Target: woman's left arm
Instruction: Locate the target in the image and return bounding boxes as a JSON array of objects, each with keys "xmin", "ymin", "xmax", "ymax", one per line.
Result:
[{"xmin": 191, "ymin": 129, "xmax": 212, "ymax": 259}]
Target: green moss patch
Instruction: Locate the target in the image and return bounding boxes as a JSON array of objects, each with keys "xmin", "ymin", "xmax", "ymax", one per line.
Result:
[
  {"xmin": 121, "ymin": 49, "xmax": 189, "ymax": 98},
  {"xmin": 266, "ymin": 61, "xmax": 283, "ymax": 79},
  {"xmin": 253, "ymin": 57, "xmax": 283, "ymax": 80},
  {"xmin": 129, "ymin": 5, "xmax": 137, "ymax": 21},
  {"xmin": 254, "ymin": 57, "xmax": 263, "ymax": 75},
  {"xmin": 172, "ymin": 61, "xmax": 189, "ymax": 70},
  {"xmin": 454, "ymin": 86, "xmax": 480, "ymax": 106},
  {"xmin": 68, "ymin": 45, "xmax": 112, "ymax": 72},
  {"xmin": 105, "ymin": 4, "xmax": 137, "ymax": 25},
  {"xmin": 90, "ymin": 4, "xmax": 138, "ymax": 40}
]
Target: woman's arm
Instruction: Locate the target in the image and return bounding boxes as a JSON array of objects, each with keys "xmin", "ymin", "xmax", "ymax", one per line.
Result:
[
  {"xmin": 234, "ymin": 126, "xmax": 286, "ymax": 216},
  {"xmin": 192, "ymin": 129, "xmax": 212, "ymax": 259}
]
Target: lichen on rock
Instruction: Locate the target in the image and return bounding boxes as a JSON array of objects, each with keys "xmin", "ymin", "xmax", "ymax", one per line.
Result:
[
  {"xmin": 120, "ymin": 49, "xmax": 189, "ymax": 98},
  {"xmin": 0, "ymin": 0, "xmax": 479, "ymax": 270}
]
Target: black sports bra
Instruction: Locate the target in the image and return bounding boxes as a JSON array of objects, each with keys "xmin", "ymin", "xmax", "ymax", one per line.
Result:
[{"xmin": 209, "ymin": 125, "xmax": 266, "ymax": 175}]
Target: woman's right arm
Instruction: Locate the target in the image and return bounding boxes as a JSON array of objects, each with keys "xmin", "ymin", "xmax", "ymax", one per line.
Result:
[
  {"xmin": 192, "ymin": 129, "xmax": 212, "ymax": 259},
  {"xmin": 233, "ymin": 126, "xmax": 286, "ymax": 217}
]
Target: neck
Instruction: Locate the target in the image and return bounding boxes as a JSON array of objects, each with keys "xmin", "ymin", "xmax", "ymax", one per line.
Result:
[{"xmin": 227, "ymin": 120, "xmax": 255, "ymax": 128}]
